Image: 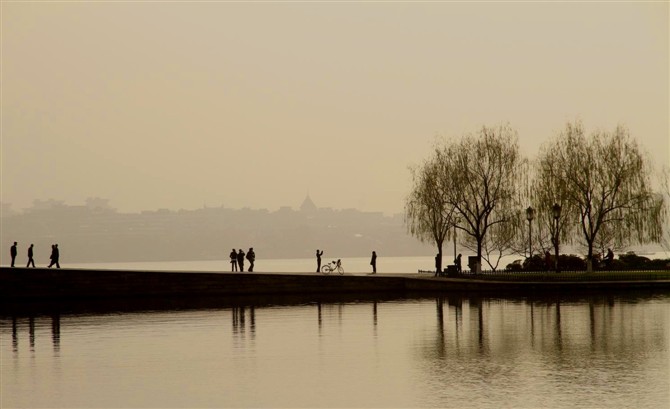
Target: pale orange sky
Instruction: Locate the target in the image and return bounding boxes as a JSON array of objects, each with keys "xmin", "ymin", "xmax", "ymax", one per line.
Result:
[{"xmin": 2, "ymin": 2, "xmax": 668, "ymax": 215}]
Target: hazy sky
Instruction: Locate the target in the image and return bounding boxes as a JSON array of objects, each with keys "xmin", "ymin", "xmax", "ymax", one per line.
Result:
[{"xmin": 2, "ymin": 2, "xmax": 668, "ymax": 215}]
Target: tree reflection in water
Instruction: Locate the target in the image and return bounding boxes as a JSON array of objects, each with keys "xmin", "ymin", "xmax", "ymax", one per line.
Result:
[{"xmin": 2, "ymin": 290, "xmax": 667, "ymax": 408}]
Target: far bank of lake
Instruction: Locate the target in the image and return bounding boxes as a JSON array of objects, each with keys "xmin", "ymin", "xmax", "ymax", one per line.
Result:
[{"xmin": 52, "ymin": 252, "xmax": 670, "ymax": 274}]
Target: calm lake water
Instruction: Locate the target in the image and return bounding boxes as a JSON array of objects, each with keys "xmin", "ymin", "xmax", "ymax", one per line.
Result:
[
  {"xmin": 2, "ymin": 291, "xmax": 668, "ymax": 408},
  {"xmin": 66, "ymin": 255, "xmax": 441, "ymax": 274},
  {"xmin": 64, "ymin": 252, "xmax": 670, "ymax": 274}
]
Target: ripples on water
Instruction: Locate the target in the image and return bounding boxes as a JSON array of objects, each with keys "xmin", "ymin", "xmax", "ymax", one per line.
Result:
[{"xmin": 2, "ymin": 292, "xmax": 669, "ymax": 408}]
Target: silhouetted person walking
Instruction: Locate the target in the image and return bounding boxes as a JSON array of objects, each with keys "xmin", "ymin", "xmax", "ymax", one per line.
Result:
[
  {"xmin": 26, "ymin": 244, "xmax": 36, "ymax": 268},
  {"xmin": 230, "ymin": 249, "xmax": 238, "ymax": 271},
  {"xmin": 454, "ymin": 253, "xmax": 462, "ymax": 274},
  {"xmin": 48, "ymin": 244, "xmax": 60, "ymax": 268},
  {"xmin": 246, "ymin": 248, "xmax": 255, "ymax": 272},
  {"xmin": 316, "ymin": 249, "xmax": 323, "ymax": 272},
  {"xmin": 237, "ymin": 249, "xmax": 245, "ymax": 272},
  {"xmin": 370, "ymin": 251, "xmax": 377, "ymax": 274},
  {"xmin": 10, "ymin": 242, "xmax": 17, "ymax": 267}
]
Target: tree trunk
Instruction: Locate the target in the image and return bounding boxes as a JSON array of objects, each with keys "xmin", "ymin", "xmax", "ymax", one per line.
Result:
[
  {"xmin": 475, "ymin": 238, "xmax": 482, "ymax": 273},
  {"xmin": 554, "ymin": 240, "xmax": 559, "ymax": 273},
  {"xmin": 586, "ymin": 244, "xmax": 594, "ymax": 273},
  {"xmin": 435, "ymin": 242, "xmax": 443, "ymax": 277}
]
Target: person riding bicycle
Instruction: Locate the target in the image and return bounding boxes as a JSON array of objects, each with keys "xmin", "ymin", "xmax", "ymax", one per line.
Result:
[{"xmin": 603, "ymin": 248, "xmax": 614, "ymax": 269}]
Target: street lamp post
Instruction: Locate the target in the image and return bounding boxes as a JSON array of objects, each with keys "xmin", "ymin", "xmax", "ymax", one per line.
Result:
[
  {"xmin": 453, "ymin": 225, "xmax": 457, "ymax": 263},
  {"xmin": 552, "ymin": 203, "xmax": 562, "ymax": 273},
  {"xmin": 525, "ymin": 206, "xmax": 535, "ymax": 259}
]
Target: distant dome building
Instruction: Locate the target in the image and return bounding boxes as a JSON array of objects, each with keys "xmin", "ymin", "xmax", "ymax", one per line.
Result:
[{"xmin": 300, "ymin": 195, "xmax": 318, "ymax": 212}]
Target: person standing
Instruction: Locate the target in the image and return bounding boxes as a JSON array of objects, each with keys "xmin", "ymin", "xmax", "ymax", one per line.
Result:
[
  {"xmin": 237, "ymin": 249, "xmax": 245, "ymax": 272},
  {"xmin": 48, "ymin": 244, "xmax": 60, "ymax": 268},
  {"xmin": 26, "ymin": 244, "xmax": 36, "ymax": 268},
  {"xmin": 454, "ymin": 253, "xmax": 462, "ymax": 274},
  {"xmin": 316, "ymin": 249, "xmax": 324, "ymax": 272},
  {"xmin": 544, "ymin": 251, "xmax": 551, "ymax": 271},
  {"xmin": 10, "ymin": 242, "xmax": 17, "ymax": 267},
  {"xmin": 246, "ymin": 247, "xmax": 255, "ymax": 272},
  {"xmin": 370, "ymin": 251, "xmax": 377, "ymax": 274},
  {"xmin": 604, "ymin": 248, "xmax": 614, "ymax": 269},
  {"xmin": 230, "ymin": 248, "xmax": 238, "ymax": 271}
]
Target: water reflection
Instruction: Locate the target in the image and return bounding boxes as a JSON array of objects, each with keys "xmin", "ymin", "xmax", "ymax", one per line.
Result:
[
  {"xmin": 12, "ymin": 316, "xmax": 18, "ymax": 353},
  {"xmin": 426, "ymin": 292, "xmax": 668, "ymax": 360},
  {"xmin": 421, "ymin": 293, "xmax": 668, "ymax": 407},
  {"xmin": 232, "ymin": 306, "xmax": 256, "ymax": 340},
  {"xmin": 8, "ymin": 314, "xmax": 62, "ymax": 354},
  {"xmin": 2, "ymin": 291, "xmax": 668, "ymax": 408},
  {"xmin": 51, "ymin": 314, "xmax": 61, "ymax": 353},
  {"xmin": 4, "ymin": 291, "xmax": 668, "ymax": 356},
  {"xmin": 29, "ymin": 316, "xmax": 35, "ymax": 352},
  {"xmin": 372, "ymin": 300, "xmax": 378, "ymax": 327},
  {"xmin": 4, "ymin": 292, "xmax": 668, "ymax": 351}
]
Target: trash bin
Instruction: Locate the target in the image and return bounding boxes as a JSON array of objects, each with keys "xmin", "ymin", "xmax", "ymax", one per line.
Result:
[
  {"xmin": 468, "ymin": 256, "xmax": 481, "ymax": 273},
  {"xmin": 446, "ymin": 265, "xmax": 458, "ymax": 276}
]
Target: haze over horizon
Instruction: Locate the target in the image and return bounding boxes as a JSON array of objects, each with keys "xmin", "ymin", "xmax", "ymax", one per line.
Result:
[{"xmin": 2, "ymin": 2, "xmax": 668, "ymax": 216}]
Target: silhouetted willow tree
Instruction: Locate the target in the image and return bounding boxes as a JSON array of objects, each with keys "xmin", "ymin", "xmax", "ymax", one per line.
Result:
[
  {"xmin": 405, "ymin": 156, "xmax": 457, "ymax": 273},
  {"xmin": 535, "ymin": 121, "xmax": 666, "ymax": 271},
  {"xmin": 438, "ymin": 125, "xmax": 525, "ymax": 271},
  {"xmin": 406, "ymin": 124, "xmax": 525, "ymax": 272}
]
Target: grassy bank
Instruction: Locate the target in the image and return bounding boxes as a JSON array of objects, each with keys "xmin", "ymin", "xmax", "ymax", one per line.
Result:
[{"xmin": 447, "ymin": 270, "xmax": 670, "ymax": 281}]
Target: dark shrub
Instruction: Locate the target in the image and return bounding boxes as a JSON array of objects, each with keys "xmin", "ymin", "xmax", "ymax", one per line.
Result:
[
  {"xmin": 594, "ymin": 251, "xmax": 670, "ymax": 270},
  {"xmin": 558, "ymin": 254, "xmax": 587, "ymax": 271},
  {"xmin": 646, "ymin": 259, "xmax": 670, "ymax": 270},
  {"xmin": 522, "ymin": 254, "xmax": 546, "ymax": 271},
  {"xmin": 505, "ymin": 260, "xmax": 523, "ymax": 271},
  {"xmin": 605, "ymin": 259, "xmax": 626, "ymax": 271},
  {"xmin": 618, "ymin": 252, "xmax": 651, "ymax": 269}
]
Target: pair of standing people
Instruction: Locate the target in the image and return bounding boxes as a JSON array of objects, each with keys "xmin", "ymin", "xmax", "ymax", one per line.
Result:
[
  {"xmin": 9, "ymin": 242, "xmax": 42, "ymax": 268},
  {"xmin": 230, "ymin": 248, "xmax": 255, "ymax": 272}
]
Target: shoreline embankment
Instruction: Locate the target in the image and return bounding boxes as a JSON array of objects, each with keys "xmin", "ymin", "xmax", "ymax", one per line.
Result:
[{"xmin": 2, "ymin": 267, "xmax": 670, "ymax": 302}]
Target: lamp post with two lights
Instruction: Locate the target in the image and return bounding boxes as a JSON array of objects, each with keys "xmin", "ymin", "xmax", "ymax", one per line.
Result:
[
  {"xmin": 552, "ymin": 203, "xmax": 562, "ymax": 273},
  {"xmin": 525, "ymin": 206, "xmax": 535, "ymax": 260}
]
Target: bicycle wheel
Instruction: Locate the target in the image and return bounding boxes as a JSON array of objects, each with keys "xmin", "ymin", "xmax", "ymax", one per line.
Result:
[
  {"xmin": 321, "ymin": 265, "xmax": 331, "ymax": 274},
  {"xmin": 337, "ymin": 266, "xmax": 344, "ymax": 275}
]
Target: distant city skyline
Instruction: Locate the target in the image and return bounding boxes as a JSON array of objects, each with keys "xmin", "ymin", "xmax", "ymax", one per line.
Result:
[
  {"xmin": 1, "ymin": 194, "xmax": 433, "ymax": 263},
  {"xmin": 2, "ymin": 193, "xmax": 397, "ymax": 215},
  {"xmin": 2, "ymin": 2, "xmax": 667, "ymax": 216}
]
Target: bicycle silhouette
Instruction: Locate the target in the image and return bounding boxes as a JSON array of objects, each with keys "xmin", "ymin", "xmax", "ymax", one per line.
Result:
[{"xmin": 321, "ymin": 259, "xmax": 344, "ymax": 275}]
